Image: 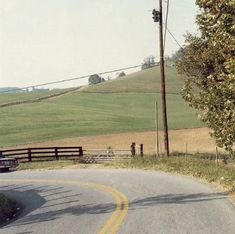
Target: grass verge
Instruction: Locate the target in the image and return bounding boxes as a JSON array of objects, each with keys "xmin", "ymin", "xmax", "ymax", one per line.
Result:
[
  {"xmin": 104, "ymin": 155, "xmax": 235, "ymax": 194},
  {"xmin": 18, "ymin": 160, "xmax": 75, "ymax": 170},
  {"xmin": 0, "ymin": 194, "xmax": 19, "ymax": 226}
]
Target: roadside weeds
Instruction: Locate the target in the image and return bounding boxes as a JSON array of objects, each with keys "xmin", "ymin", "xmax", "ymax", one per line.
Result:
[
  {"xmin": 103, "ymin": 156, "xmax": 235, "ymax": 196},
  {"xmin": 0, "ymin": 194, "xmax": 21, "ymax": 227},
  {"xmin": 15, "ymin": 156, "xmax": 235, "ymax": 195}
]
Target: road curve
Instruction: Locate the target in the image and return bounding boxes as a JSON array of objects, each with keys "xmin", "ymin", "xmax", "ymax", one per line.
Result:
[{"xmin": 0, "ymin": 169, "xmax": 235, "ymax": 234}]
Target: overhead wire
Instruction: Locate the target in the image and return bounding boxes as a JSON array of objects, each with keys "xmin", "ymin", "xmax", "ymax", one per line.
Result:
[
  {"xmin": 163, "ymin": 0, "xmax": 170, "ymax": 50},
  {"xmin": 0, "ymin": 64, "xmax": 142, "ymax": 94},
  {"xmin": 1, "ymin": 2, "xmax": 183, "ymax": 96},
  {"xmin": 0, "ymin": 59, "xmax": 183, "ymax": 108},
  {"xmin": 163, "ymin": 0, "xmax": 183, "ymax": 50},
  {"xmin": 166, "ymin": 27, "xmax": 183, "ymax": 48}
]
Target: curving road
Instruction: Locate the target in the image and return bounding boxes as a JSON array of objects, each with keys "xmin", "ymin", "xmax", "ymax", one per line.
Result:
[{"xmin": 0, "ymin": 169, "xmax": 235, "ymax": 234}]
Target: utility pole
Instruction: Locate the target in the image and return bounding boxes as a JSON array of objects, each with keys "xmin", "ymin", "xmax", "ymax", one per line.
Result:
[
  {"xmin": 155, "ymin": 101, "xmax": 160, "ymax": 157},
  {"xmin": 152, "ymin": 0, "xmax": 170, "ymax": 156}
]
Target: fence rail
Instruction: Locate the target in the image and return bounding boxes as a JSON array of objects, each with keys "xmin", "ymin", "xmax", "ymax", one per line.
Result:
[
  {"xmin": 0, "ymin": 142, "xmax": 143, "ymax": 164},
  {"xmin": 0, "ymin": 146, "xmax": 83, "ymax": 162}
]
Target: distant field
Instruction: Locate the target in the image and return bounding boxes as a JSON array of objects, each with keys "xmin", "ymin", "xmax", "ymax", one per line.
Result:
[
  {"xmin": 13, "ymin": 128, "xmax": 216, "ymax": 155},
  {"xmin": 0, "ymin": 88, "xmax": 77, "ymax": 106},
  {"xmin": 0, "ymin": 67, "xmax": 203, "ymax": 148},
  {"xmin": 0, "ymin": 91, "xmax": 56, "ymax": 105}
]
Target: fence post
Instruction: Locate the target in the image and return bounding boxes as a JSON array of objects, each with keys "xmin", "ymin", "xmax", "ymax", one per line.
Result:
[
  {"xmin": 131, "ymin": 142, "xmax": 136, "ymax": 156},
  {"xmin": 55, "ymin": 147, "xmax": 59, "ymax": 160},
  {"xmin": 140, "ymin": 144, "xmax": 144, "ymax": 158},
  {"xmin": 216, "ymin": 147, "xmax": 218, "ymax": 168},
  {"xmin": 28, "ymin": 148, "xmax": 32, "ymax": 162},
  {"xmin": 185, "ymin": 143, "xmax": 188, "ymax": 161},
  {"xmin": 79, "ymin": 147, "xmax": 83, "ymax": 157}
]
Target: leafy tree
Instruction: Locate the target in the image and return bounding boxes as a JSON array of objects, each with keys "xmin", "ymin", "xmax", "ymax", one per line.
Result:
[
  {"xmin": 141, "ymin": 56, "xmax": 157, "ymax": 70},
  {"xmin": 176, "ymin": 0, "xmax": 235, "ymax": 156},
  {"xmin": 168, "ymin": 48, "xmax": 185, "ymax": 63},
  {"xmin": 88, "ymin": 74, "xmax": 105, "ymax": 85}
]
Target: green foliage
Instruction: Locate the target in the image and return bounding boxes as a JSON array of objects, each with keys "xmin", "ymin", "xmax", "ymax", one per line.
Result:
[
  {"xmin": 176, "ymin": 0, "xmax": 235, "ymax": 156},
  {"xmin": 88, "ymin": 74, "xmax": 105, "ymax": 85},
  {"xmin": 166, "ymin": 48, "xmax": 185, "ymax": 63}
]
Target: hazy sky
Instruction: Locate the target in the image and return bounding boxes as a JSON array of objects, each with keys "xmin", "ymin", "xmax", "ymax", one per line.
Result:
[{"xmin": 0, "ymin": 0, "xmax": 199, "ymax": 89}]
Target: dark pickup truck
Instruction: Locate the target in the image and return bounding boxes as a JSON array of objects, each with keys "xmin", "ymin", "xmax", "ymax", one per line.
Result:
[{"xmin": 0, "ymin": 155, "xmax": 18, "ymax": 172}]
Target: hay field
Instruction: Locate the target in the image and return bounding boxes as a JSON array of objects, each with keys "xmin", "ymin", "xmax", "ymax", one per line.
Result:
[{"xmin": 8, "ymin": 128, "xmax": 219, "ymax": 155}]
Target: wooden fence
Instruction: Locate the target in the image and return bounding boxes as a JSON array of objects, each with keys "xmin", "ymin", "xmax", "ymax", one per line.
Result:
[
  {"xmin": 0, "ymin": 142, "xmax": 143, "ymax": 164},
  {"xmin": 0, "ymin": 146, "xmax": 83, "ymax": 162}
]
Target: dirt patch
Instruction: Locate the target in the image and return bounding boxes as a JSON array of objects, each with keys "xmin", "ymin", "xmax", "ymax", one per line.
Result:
[{"xmin": 8, "ymin": 128, "xmax": 222, "ymax": 154}]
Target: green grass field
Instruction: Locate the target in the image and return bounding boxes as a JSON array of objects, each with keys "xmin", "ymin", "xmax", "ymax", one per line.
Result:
[
  {"xmin": 0, "ymin": 67, "xmax": 203, "ymax": 148},
  {"xmin": 82, "ymin": 66, "xmax": 185, "ymax": 94}
]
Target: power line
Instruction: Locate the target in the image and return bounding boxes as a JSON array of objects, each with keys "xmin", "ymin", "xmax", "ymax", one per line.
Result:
[
  {"xmin": 166, "ymin": 27, "xmax": 183, "ymax": 49},
  {"xmin": 81, "ymin": 91, "xmax": 181, "ymax": 96},
  {"xmin": 162, "ymin": 0, "xmax": 183, "ymax": 51},
  {"xmin": 164, "ymin": 0, "xmax": 170, "ymax": 50},
  {"xmin": 0, "ymin": 64, "xmax": 142, "ymax": 94}
]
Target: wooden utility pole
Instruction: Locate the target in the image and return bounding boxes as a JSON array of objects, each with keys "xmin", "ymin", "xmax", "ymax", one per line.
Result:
[
  {"xmin": 152, "ymin": 0, "xmax": 170, "ymax": 156},
  {"xmin": 155, "ymin": 101, "xmax": 160, "ymax": 157}
]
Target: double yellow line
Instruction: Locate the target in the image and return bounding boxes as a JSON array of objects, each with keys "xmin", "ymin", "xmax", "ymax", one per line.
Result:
[{"xmin": 0, "ymin": 179, "xmax": 128, "ymax": 234}]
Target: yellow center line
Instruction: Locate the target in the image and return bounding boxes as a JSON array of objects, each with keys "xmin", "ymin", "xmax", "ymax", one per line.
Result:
[
  {"xmin": 110, "ymin": 191, "xmax": 129, "ymax": 234},
  {"xmin": 0, "ymin": 179, "xmax": 128, "ymax": 234}
]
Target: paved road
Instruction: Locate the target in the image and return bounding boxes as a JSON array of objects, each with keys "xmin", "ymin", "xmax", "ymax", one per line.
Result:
[{"xmin": 0, "ymin": 169, "xmax": 235, "ymax": 234}]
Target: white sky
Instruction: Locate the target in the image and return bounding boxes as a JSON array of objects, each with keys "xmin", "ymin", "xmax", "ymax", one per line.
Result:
[{"xmin": 0, "ymin": 0, "xmax": 199, "ymax": 89}]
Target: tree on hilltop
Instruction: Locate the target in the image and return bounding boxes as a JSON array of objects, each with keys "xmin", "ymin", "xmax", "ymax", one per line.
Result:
[{"xmin": 88, "ymin": 74, "xmax": 105, "ymax": 85}]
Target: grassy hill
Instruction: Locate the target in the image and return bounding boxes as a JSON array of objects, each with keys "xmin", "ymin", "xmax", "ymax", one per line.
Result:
[
  {"xmin": 0, "ymin": 91, "xmax": 55, "ymax": 105},
  {"xmin": 82, "ymin": 66, "xmax": 185, "ymax": 94},
  {"xmin": 0, "ymin": 67, "xmax": 203, "ymax": 148},
  {"xmin": 0, "ymin": 88, "xmax": 77, "ymax": 106}
]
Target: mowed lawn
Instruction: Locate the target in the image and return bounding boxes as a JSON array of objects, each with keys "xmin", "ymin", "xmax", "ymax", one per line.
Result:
[{"xmin": 0, "ymin": 91, "xmax": 203, "ymax": 147}]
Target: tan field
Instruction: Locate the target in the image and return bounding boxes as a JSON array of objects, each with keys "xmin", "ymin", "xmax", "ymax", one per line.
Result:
[{"xmin": 11, "ymin": 128, "xmax": 222, "ymax": 155}]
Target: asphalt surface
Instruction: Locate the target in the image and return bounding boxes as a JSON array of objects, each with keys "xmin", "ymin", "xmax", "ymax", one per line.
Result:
[{"xmin": 0, "ymin": 169, "xmax": 235, "ymax": 234}]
